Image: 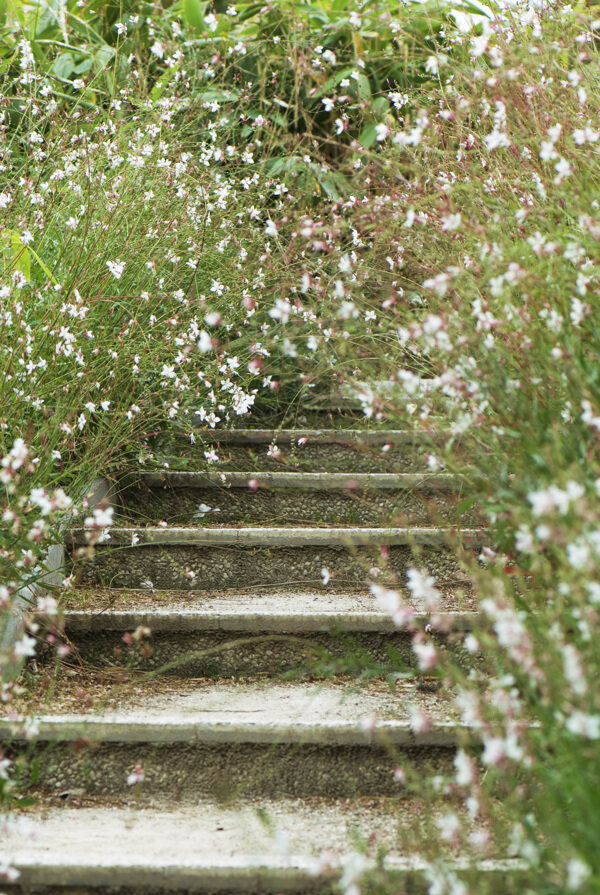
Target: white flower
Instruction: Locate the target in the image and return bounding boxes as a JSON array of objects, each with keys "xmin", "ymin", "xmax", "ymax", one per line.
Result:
[
  {"xmin": 194, "ymin": 504, "xmax": 212, "ymax": 519},
  {"xmin": 150, "ymin": 40, "xmax": 164, "ymax": 59},
  {"xmin": 482, "ymin": 736, "xmax": 505, "ymax": 766},
  {"xmin": 370, "ymin": 583, "xmax": 414, "ymax": 628},
  {"xmin": 470, "ymin": 33, "xmax": 489, "ymax": 57},
  {"xmin": 375, "ymin": 123, "xmax": 389, "ymax": 142},
  {"xmin": 412, "ymin": 639, "xmax": 438, "ymax": 671},
  {"xmin": 126, "ymin": 764, "xmax": 145, "ymax": 785},
  {"xmin": 566, "ymin": 711, "xmax": 600, "ymax": 739},
  {"xmin": 320, "ymin": 567, "xmax": 330, "ymax": 586},
  {"xmin": 406, "ymin": 567, "xmax": 441, "ymax": 610},
  {"xmin": 84, "ymin": 505, "xmax": 114, "ymax": 530},
  {"xmin": 36, "ymin": 596, "xmax": 58, "ymax": 616},
  {"xmin": 14, "ymin": 634, "xmax": 37, "ymax": 659},
  {"xmin": 484, "ymin": 129, "xmax": 510, "ymax": 151},
  {"xmin": 408, "ymin": 706, "xmax": 431, "ymax": 734},
  {"xmin": 0, "ymin": 861, "xmax": 20, "ymax": 882},
  {"xmin": 425, "ymin": 56, "xmax": 439, "ymax": 74},
  {"xmin": 197, "ymin": 331, "xmax": 213, "ymax": 353},
  {"xmin": 436, "ymin": 812, "xmax": 460, "ymax": 841},
  {"xmin": 441, "ymin": 213, "xmax": 461, "ymax": 232},
  {"xmin": 338, "ymin": 254, "xmax": 352, "ymax": 273},
  {"xmin": 566, "ymin": 858, "xmax": 591, "ymax": 890},
  {"xmin": 454, "ymin": 749, "xmax": 474, "ymax": 786},
  {"xmin": 268, "ymin": 298, "xmax": 291, "ymax": 323},
  {"xmin": 515, "ymin": 525, "xmax": 534, "ymax": 553},
  {"xmin": 106, "ymin": 259, "xmax": 125, "ymax": 280}
]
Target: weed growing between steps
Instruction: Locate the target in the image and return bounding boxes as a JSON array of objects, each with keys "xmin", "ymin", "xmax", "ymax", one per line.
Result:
[{"xmin": 1, "ymin": 1, "xmax": 600, "ymax": 893}]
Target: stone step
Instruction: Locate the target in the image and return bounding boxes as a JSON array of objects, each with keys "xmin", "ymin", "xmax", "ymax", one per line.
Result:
[
  {"xmin": 2, "ymin": 682, "xmax": 462, "ymax": 800},
  {"xmin": 0, "ymin": 802, "xmax": 524, "ymax": 894},
  {"xmin": 118, "ymin": 471, "xmax": 475, "ymax": 526},
  {"xmin": 67, "ymin": 526, "xmax": 483, "ymax": 592},
  {"xmin": 49, "ymin": 594, "xmax": 476, "ymax": 678},
  {"xmin": 156, "ymin": 428, "xmax": 461, "ymax": 473}
]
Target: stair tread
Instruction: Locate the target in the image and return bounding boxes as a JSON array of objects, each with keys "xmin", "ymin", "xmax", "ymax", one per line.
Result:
[
  {"xmin": 2, "ymin": 681, "xmax": 462, "ymax": 745},
  {"xmin": 61, "ymin": 594, "xmax": 477, "ymax": 632},
  {"xmin": 0, "ymin": 801, "xmax": 520, "ymax": 888}
]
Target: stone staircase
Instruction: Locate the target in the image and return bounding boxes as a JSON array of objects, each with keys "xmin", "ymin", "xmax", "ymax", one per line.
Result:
[{"xmin": 0, "ymin": 420, "xmax": 517, "ymax": 893}]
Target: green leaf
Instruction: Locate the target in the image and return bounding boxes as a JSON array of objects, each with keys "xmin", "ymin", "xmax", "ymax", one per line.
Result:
[
  {"xmin": 52, "ymin": 51, "xmax": 75, "ymax": 79},
  {"xmin": 151, "ymin": 63, "xmax": 180, "ymax": 103},
  {"xmin": 356, "ymin": 73, "xmax": 371, "ymax": 101},
  {"xmin": 371, "ymin": 96, "xmax": 389, "ymax": 116},
  {"xmin": 317, "ymin": 66, "xmax": 357, "ymax": 97},
  {"xmin": 453, "ymin": 0, "xmax": 495, "ymax": 17},
  {"xmin": 1, "ymin": 230, "xmax": 30, "ymax": 281},
  {"xmin": 92, "ymin": 45, "xmax": 115, "ymax": 69},
  {"xmin": 29, "ymin": 245, "xmax": 57, "ymax": 284},
  {"xmin": 14, "ymin": 797, "xmax": 37, "ymax": 807},
  {"xmin": 358, "ymin": 122, "xmax": 378, "ymax": 148},
  {"xmin": 74, "ymin": 57, "xmax": 92, "ymax": 74},
  {"xmin": 183, "ymin": 0, "xmax": 205, "ymax": 34}
]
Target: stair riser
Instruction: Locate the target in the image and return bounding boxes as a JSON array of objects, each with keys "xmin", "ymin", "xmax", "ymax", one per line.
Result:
[
  {"xmin": 0, "ymin": 873, "xmax": 528, "ymax": 895},
  {"xmin": 119, "ymin": 486, "xmax": 473, "ymax": 527},
  {"xmin": 167, "ymin": 437, "xmax": 463, "ymax": 473},
  {"xmin": 22, "ymin": 742, "xmax": 455, "ymax": 801},
  {"xmin": 198, "ymin": 443, "xmax": 434, "ymax": 473},
  {"xmin": 54, "ymin": 630, "xmax": 444, "ymax": 677},
  {"xmin": 71, "ymin": 545, "xmax": 471, "ymax": 592}
]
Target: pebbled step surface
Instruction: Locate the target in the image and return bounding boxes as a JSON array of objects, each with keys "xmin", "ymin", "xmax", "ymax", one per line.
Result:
[
  {"xmin": 118, "ymin": 472, "xmax": 476, "ymax": 527},
  {"xmin": 71, "ymin": 543, "xmax": 475, "ymax": 592},
  {"xmin": 155, "ymin": 429, "xmax": 463, "ymax": 474}
]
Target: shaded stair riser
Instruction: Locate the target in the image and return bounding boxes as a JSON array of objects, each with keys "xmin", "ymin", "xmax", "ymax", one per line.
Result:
[
  {"xmin": 189, "ymin": 443, "xmax": 445, "ymax": 473},
  {"xmin": 21, "ymin": 742, "xmax": 456, "ymax": 801},
  {"xmin": 159, "ymin": 428, "xmax": 464, "ymax": 474},
  {"xmin": 50, "ymin": 629, "xmax": 469, "ymax": 677},
  {"xmin": 0, "ymin": 872, "xmax": 528, "ymax": 895},
  {"xmin": 71, "ymin": 544, "xmax": 473, "ymax": 591},
  {"xmin": 119, "ymin": 485, "xmax": 475, "ymax": 527}
]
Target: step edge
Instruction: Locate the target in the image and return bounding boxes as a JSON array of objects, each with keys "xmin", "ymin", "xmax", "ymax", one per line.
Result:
[
  {"xmin": 68, "ymin": 526, "xmax": 487, "ymax": 548},
  {"xmin": 0, "ymin": 717, "xmax": 466, "ymax": 747},
  {"xmin": 60, "ymin": 609, "xmax": 477, "ymax": 634},
  {"xmin": 132, "ymin": 472, "xmax": 465, "ymax": 491},
  {"xmin": 3, "ymin": 857, "xmax": 528, "ymax": 891}
]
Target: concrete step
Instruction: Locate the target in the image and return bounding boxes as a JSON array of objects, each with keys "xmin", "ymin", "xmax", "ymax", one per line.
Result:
[
  {"xmin": 0, "ymin": 801, "xmax": 524, "ymax": 893},
  {"xmin": 67, "ymin": 526, "xmax": 483, "ymax": 592},
  {"xmin": 49, "ymin": 593, "xmax": 477, "ymax": 678},
  {"xmin": 157, "ymin": 428, "xmax": 461, "ymax": 473},
  {"xmin": 118, "ymin": 471, "xmax": 476, "ymax": 527},
  {"xmin": 2, "ymin": 681, "xmax": 462, "ymax": 800}
]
